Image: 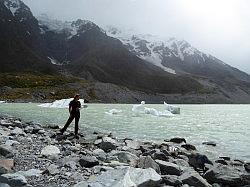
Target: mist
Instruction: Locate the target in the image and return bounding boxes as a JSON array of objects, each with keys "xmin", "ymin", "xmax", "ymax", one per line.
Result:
[{"xmin": 23, "ymin": 0, "xmax": 250, "ymax": 74}]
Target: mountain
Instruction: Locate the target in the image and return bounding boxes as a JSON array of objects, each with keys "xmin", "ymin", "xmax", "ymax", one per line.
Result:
[
  {"xmin": 37, "ymin": 14, "xmax": 202, "ymax": 94},
  {"xmin": 106, "ymin": 26, "xmax": 250, "ymax": 83},
  {"xmin": 0, "ymin": 0, "xmax": 250, "ymax": 103}
]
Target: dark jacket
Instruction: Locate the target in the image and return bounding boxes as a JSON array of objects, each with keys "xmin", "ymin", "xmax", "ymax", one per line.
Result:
[{"xmin": 69, "ymin": 100, "xmax": 81, "ymax": 116}]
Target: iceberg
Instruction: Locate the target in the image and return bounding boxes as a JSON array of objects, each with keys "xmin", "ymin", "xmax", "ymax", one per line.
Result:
[
  {"xmin": 132, "ymin": 101, "xmax": 145, "ymax": 114},
  {"xmin": 144, "ymin": 107, "xmax": 174, "ymax": 117},
  {"xmin": 105, "ymin": 109, "xmax": 122, "ymax": 115},
  {"xmin": 0, "ymin": 101, "xmax": 6, "ymax": 104},
  {"xmin": 164, "ymin": 101, "xmax": 180, "ymax": 114},
  {"xmin": 38, "ymin": 98, "xmax": 87, "ymax": 108},
  {"xmin": 132, "ymin": 101, "xmax": 174, "ymax": 117}
]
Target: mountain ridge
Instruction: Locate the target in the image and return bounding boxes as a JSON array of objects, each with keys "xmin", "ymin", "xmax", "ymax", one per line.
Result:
[{"xmin": 0, "ymin": 1, "xmax": 250, "ymax": 103}]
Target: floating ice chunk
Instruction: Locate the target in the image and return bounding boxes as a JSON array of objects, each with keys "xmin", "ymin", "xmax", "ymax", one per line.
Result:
[
  {"xmin": 158, "ymin": 110, "xmax": 174, "ymax": 117},
  {"xmin": 164, "ymin": 101, "xmax": 180, "ymax": 114},
  {"xmin": 144, "ymin": 107, "xmax": 159, "ymax": 116},
  {"xmin": 0, "ymin": 101, "xmax": 6, "ymax": 104},
  {"xmin": 105, "ymin": 109, "xmax": 122, "ymax": 115},
  {"xmin": 38, "ymin": 98, "xmax": 87, "ymax": 108},
  {"xmin": 132, "ymin": 101, "xmax": 145, "ymax": 114},
  {"xmin": 144, "ymin": 107, "xmax": 174, "ymax": 117}
]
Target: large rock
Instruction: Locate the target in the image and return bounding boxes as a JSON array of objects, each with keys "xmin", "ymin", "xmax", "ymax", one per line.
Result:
[
  {"xmin": 79, "ymin": 156, "xmax": 99, "ymax": 168},
  {"xmin": 152, "ymin": 150, "xmax": 169, "ymax": 161},
  {"xmin": 0, "ymin": 120, "xmax": 13, "ymax": 127},
  {"xmin": 245, "ymin": 163, "xmax": 250, "ymax": 172},
  {"xmin": 162, "ymin": 175, "xmax": 182, "ymax": 186},
  {"xmin": 125, "ymin": 140, "xmax": 141, "ymax": 149},
  {"xmin": 41, "ymin": 145, "xmax": 60, "ymax": 157},
  {"xmin": 0, "ymin": 173, "xmax": 27, "ymax": 186},
  {"xmin": 188, "ymin": 153, "xmax": 213, "ymax": 171},
  {"xmin": 16, "ymin": 169, "xmax": 43, "ymax": 177},
  {"xmin": 46, "ymin": 164, "xmax": 60, "ymax": 175},
  {"xmin": 138, "ymin": 156, "xmax": 161, "ymax": 174},
  {"xmin": 0, "ymin": 145, "xmax": 14, "ymax": 158},
  {"xmin": 204, "ymin": 164, "xmax": 245, "ymax": 186},
  {"xmin": 111, "ymin": 151, "xmax": 139, "ymax": 167},
  {"xmin": 155, "ymin": 160, "xmax": 182, "ymax": 176},
  {"xmin": 179, "ymin": 170, "xmax": 211, "ymax": 187},
  {"xmin": 97, "ymin": 137, "xmax": 118, "ymax": 152},
  {"xmin": 10, "ymin": 127, "xmax": 26, "ymax": 136},
  {"xmin": 92, "ymin": 149, "xmax": 107, "ymax": 161},
  {"xmin": 181, "ymin": 144, "xmax": 196, "ymax": 151},
  {"xmin": 169, "ymin": 137, "xmax": 186, "ymax": 144},
  {"xmin": 202, "ymin": 141, "xmax": 217, "ymax": 147},
  {"xmin": 0, "ymin": 159, "xmax": 14, "ymax": 174},
  {"xmin": 74, "ymin": 167, "xmax": 161, "ymax": 187}
]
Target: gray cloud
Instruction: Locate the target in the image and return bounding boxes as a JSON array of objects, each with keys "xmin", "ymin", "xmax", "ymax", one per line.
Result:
[{"xmin": 23, "ymin": 0, "xmax": 250, "ymax": 74}]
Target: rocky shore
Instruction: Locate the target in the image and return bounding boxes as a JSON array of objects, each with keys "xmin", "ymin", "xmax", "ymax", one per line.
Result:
[{"xmin": 0, "ymin": 115, "xmax": 250, "ymax": 187}]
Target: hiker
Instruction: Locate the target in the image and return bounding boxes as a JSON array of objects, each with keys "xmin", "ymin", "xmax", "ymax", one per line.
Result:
[{"xmin": 60, "ymin": 94, "xmax": 81, "ymax": 139}]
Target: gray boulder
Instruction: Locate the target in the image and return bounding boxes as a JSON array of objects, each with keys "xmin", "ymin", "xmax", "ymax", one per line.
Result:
[
  {"xmin": 74, "ymin": 167, "xmax": 161, "ymax": 187},
  {"xmin": 138, "ymin": 156, "xmax": 161, "ymax": 174},
  {"xmin": 16, "ymin": 169, "xmax": 43, "ymax": 177},
  {"xmin": 41, "ymin": 145, "xmax": 60, "ymax": 157},
  {"xmin": 162, "ymin": 175, "xmax": 182, "ymax": 186},
  {"xmin": 125, "ymin": 139, "xmax": 141, "ymax": 149},
  {"xmin": 181, "ymin": 144, "xmax": 196, "ymax": 151},
  {"xmin": 0, "ymin": 173, "xmax": 27, "ymax": 186},
  {"xmin": 202, "ymin": 141, "xmax": 216, "ymax": 147},
  {"xmin": 169, "ymin": 138, "xmax": 186, "ymax": 144},
  {"xmin": 10, "ymin": 127, "xmax": 26, "ymax": 136},
  {"xmin": 204, "ymin": 164, "xmax": 245, "ymax": 186},
  {"xmin": 155, "ymin": 160, "xmax": 182, "ymax": 176},
  {"xmin": 0, "ymin": 120, "xmax": 12, "ymax": 127},
  {"xmin": 97, "ymin": 137, "xmax": 118, "ymax": 152},
  {"xmin": 46, "ymin": 164, "xmax": 60, "ymax": 175},
  {"xmin": 79, "ymin": 156, "xmax": 99, "ymax": 168},
  {"xmin": 188, "ymin": 153, "xmax": 213, "ymax": 171},
  {"xmin": 245, "ymin": 163, "xmax": 250, "ymax": 172},
  {"xmin": 111, "ymin": 151, "xmax": 139, "ymax": 167},
  {"xmin": 152, "ymin": 151, "xmax": 169, "ymax": 161},
  {"xmin": 0, "ymin": 145, "xmax": 14, "ymax": 158},
  {"xmin": 179, "ymin": 170, "xmax": 211, "ymax": 187}
]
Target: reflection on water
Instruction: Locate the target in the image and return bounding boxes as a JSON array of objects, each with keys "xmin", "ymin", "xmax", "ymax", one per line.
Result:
[{"xmin": 0, "ymin": 103, "xmax": 250, "ymax": 161}]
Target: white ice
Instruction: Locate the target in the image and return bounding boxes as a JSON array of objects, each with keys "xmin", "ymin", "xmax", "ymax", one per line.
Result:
[
  {"xmin": 132, "ymin": 101, "xmax": 175, "ymax": 117},
  {"xmin": 0, "ymin": 101, "xmax": 6, "ymax": 104},
  {"xmin": 132, "ymin": 101, "xmax": 146, "ymax": 114},
  {"xmin": 105, "ymin": 109, "xmax": 122, "ymax": 115},
  {"xmin": 38, "ymin": 98, "xmax": 87, "ymax": 108},
  {"xmin": 164, "ymin": 101, "xmax": 180, "ymax": 114}
]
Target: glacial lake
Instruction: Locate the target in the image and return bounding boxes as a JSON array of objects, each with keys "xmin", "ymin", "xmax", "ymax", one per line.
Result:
[{"xmin": 0, "ymin": 103, "xmax": 250, "ymax": 161}]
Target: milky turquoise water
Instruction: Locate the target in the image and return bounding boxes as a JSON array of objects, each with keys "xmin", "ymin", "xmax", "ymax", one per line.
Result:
[{"xmin": 0, "ymin": 103, "xmax": 249, "ymax": 161}]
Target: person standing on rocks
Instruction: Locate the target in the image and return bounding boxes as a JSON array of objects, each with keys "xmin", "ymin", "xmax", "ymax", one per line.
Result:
[{"xmin": 60, "ymin": 94, "xmax": 81, "ymax": 139}]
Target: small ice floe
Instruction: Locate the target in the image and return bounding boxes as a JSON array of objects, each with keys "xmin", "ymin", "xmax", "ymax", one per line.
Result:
[
  {"xmin": 38, "ymin": 98, "xmax": 87, "ymax": 108},
  {"xmin": 132, "ymin": 101, "xmax": 145, "ymax": 114},
  {"xmin": 164, "ymin": 101, "xmax": 180, "ymax": 114},
  {"xmin": 144, "ymin": 107, "xmax": 174, "ymax": 117},
  {"xmin": 105, "ymin": 109, "xmax": 122, "ymax": 115},
  {"xmin": 132, "ymin": 101, "xmax": 174, "ymax": 117},
  {"xmin": 0, "ymin": 101, "xmax": 6, "ymax": 104}
]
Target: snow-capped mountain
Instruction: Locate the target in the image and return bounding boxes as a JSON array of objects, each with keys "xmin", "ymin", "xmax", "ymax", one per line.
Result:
[
  {"xmin": 38, "ymin": 14, "xmax": 104, "ymax": 40},
  {"xmin": 105, "ymin": 26, "xmax": 223, "ymax": 75},
  {"xmin": 1, "ymin": 0, "xmax": 250, "ymax": 103}
]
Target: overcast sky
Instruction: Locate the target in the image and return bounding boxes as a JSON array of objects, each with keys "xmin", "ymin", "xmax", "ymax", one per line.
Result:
[{"xmin": 23, "ymin": 0, "xmax": 250, "ymax": 74}]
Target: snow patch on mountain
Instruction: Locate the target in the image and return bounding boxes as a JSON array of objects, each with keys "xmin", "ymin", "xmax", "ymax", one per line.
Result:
[
  {"xmin": 38, "ymin": 14, "xmax": 103, "ymax": 39},
  {"xmin": 4, "ymin": 0, "xmax": 21, "ymax": 16},
  {"xmin": 105, "ymin": 26, "xmax": 224, "ymax": 74}
]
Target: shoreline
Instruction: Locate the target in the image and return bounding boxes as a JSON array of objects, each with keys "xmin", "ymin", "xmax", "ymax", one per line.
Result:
[{"xmin": 0, "ymin": 115, "xmax": 250, "ymax": 187}]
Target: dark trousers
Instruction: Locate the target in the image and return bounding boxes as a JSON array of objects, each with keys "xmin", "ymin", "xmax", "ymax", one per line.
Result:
[{"xmin": 61, "ymin": 113, "xmax": 80, "ymax": 135}]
